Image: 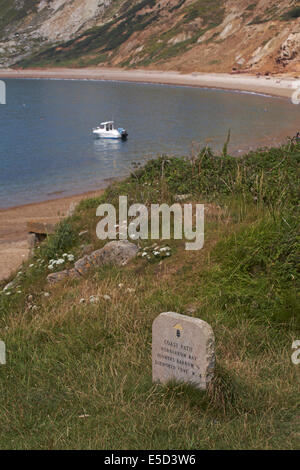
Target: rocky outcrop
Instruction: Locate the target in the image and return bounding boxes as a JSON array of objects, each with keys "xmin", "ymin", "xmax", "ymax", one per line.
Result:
[
  {"xmin": 276, "ymin": 32, "xmax": 300, "ymax": 67},
  {"xmin": 47, "ymin": 240, "xmax": 138, "ymax": 284},
  {"xmin": 0, "ymin": 0, "xmax": 117, "ymax": 66}
]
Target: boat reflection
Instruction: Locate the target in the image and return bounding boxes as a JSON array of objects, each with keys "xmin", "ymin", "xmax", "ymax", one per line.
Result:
[{"xmin": 92, "ymin": 135, "xmax": 130, "ymax": 174}]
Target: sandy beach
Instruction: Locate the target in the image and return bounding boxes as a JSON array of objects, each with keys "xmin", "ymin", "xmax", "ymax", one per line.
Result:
[
  {"xmin": 0, "ymin": 190, "xmax": 103, "ymax": 283},
  {"xmin": 0, "ymin": 67, "xmax": 300, "ymax": 99},
  {"xmin": 0, "ymin": 67, "xmax": 299, "ymax": 283}
]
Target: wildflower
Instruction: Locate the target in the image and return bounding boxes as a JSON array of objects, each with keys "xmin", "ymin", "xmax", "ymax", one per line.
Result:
[
  {"xmin": 89, "ymin": 295, "xmax": 99, "ymax": 304},
  {"xmin": 67, "ymin": 254, "xmax": 75, "ymax": 262},
  {"xmin": 126, "ymin": 288, "xmax": 135, "ymax": 293}
]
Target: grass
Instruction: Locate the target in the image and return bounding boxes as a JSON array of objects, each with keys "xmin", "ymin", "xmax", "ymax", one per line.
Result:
[
  {"xmin": 0, "ymin": 140, "xmax": 299, "ymax": 449},
  {"xmin": 281, "ymin": 6, "xmax": 300, "ymax": 21}
]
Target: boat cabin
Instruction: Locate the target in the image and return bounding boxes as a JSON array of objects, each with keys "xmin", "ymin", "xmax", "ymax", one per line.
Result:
[{"xmin": 99, "ymin": 121, "xmax": 114, "ymax": 132}]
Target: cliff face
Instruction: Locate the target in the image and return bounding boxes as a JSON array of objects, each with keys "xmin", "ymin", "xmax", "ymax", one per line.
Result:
[{"xmin": 1, "ymin": 0, "xmax": 299, "ymax": 74}]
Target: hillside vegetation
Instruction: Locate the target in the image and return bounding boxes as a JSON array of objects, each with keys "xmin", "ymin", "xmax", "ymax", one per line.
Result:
[
  {"xmin": 0, "ymin": 140, "xmax": 299, "ymax": 449},
  {"xmin": 0, "ymin": 1, "xmax": 299, "ymax": 74}
]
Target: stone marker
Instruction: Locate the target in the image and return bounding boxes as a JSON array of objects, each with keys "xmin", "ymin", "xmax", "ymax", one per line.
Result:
[
  {"xmin": 152, "ymin": 312, "xmax": 215, "ymax": 390},
  {"xmin": 0, "ymin": 341, "xmax": 5, "ymax": 365}
]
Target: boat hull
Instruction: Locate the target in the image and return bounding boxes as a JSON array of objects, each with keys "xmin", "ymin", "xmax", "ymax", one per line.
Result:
[{"xmin": 92, "ymin": 129, "xmax": 128, "ymax": 140}]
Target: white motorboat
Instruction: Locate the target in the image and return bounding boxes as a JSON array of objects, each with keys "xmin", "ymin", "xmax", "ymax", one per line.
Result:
[{"xmin": 92, "ymin": 121, "xmax": 128, "ymax": 140}]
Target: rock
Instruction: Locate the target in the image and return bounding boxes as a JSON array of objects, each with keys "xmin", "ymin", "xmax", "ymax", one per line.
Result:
[
  {"xmin": 27, "ymin": 220, "xmax": 56, "ymax": 235},
  {"xmin": 47, "ymin": 270, "xmax": 69, "ymax": 284},
  {"xmin": 89, "ymin": 240, "xmax": 138, "ymax": 267},
  {"xmin": 68, "ymin": 268, "xmax": 82, "ymax": 280},
  {"xmin": 277, "ymin": 32, "xmax": 300, "ymax": 66},
  {"xmin": 74, "ymin": 255, "xmax": 93, "ymax": 276},
  {"xmin": 27, "ymin": 233, "xmax": 38, "ymax": 249},
  {"xmin": 47, "ymin": 241, "xmax": 138, "ymax": 283},
  {"xmin": 81, "ymin": 244, "xmax": 93, "ymax": 255}
]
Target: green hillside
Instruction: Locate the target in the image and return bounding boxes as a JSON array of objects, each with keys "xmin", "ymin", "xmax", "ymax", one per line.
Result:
[{"xmin": 0, "ymin": 140, "xmax": 299, "ymax": 449}]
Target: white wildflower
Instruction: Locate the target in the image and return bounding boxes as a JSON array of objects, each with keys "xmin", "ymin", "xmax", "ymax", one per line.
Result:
[
  {"xmin": 89, "ymin": 295, "xmax": 99, "ymax": 304},
  {"xmin": 126, "ymin": 288, "xmax": 135, "ymax": 293}
]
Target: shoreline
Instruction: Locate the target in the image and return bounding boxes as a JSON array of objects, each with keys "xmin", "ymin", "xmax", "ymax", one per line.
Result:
[
  {"xmin": 0, "ymin": 67, "xmax": 300, "ymax": 100},
  {"xmin": 0, "ymin": 189, "xmax": 104, "ymax": 283},
  {"xmin": 0, "ymin": 66, "xmax": 299, "ymax": 282}
]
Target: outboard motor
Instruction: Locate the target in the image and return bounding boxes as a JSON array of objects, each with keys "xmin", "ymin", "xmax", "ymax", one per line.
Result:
[{"xmin": 118, "ymin": 128, "xmax": 128, "ymax": 140}]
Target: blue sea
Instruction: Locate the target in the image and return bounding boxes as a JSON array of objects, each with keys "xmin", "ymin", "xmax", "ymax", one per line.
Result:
[{"xmin": 0, "ymin": 78, "xmax": 299, "ymax": 208}]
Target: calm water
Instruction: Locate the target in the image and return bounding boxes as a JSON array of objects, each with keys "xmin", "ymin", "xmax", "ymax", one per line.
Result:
[{"xmin": 0, "ymin": 78, "xmax": 299, "ymax": 208}]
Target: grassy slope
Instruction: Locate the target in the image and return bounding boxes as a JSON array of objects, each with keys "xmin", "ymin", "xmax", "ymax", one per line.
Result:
[{"xmin": 0, "ymin": 141, "xmax": 299, "ymax": 449}]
